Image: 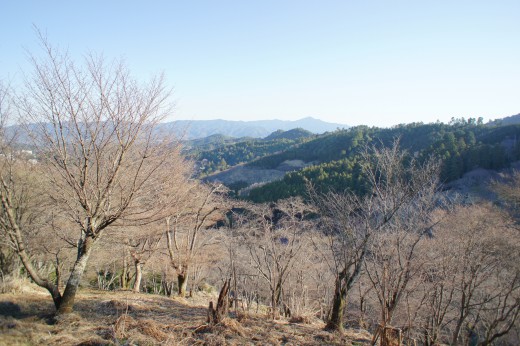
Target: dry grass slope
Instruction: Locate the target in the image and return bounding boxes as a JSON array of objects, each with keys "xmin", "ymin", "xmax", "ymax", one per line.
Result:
[{"xmin": 0, "ymin": 288, "xmax": 371, "ymax": 345}]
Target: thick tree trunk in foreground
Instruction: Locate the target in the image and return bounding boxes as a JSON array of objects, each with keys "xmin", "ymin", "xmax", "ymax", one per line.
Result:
[
  {"xmin": 133, "ymin": 260, "xmax": 143, "ymax": 293},
  {"xmin": 325, "ymin": 277, "xmax": 347, "ymax": 332},
  {"xmin": 178, "ymin": 272, "xmax": 188, "ymax": 297},
  {"xmin": 57, "ymin": 236, "xmax": 95, "ymax": 314}
]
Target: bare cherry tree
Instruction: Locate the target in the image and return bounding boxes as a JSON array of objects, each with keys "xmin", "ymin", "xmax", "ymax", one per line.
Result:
[
  {"xmin": 310, "ymin": 141, "xmax": 440, "ymax": 332},
  {"xmin": 438, "ymin": 205, "xmax": 520, "ymax": 345},
  {"xmin": 239, "ymin": 197, "xmax": 311, "ymax": 319},
  {"xmin": 165, "ymin": 182, "xmax": 226, "ymax": 297},
  {"xmin": 1, "ymin": 80, "xmax": 73, "ymax": 305},
  {"xmin": 5, "ymin": 37, "xmax": 177, "ymax": 314},
  {"xmin": 415, "ymin": 213, "xmax": 460, "ymax": 346},
  {"xmin": 0, "ymin": 82, "xmax": 21, "ymax": 281},
  {"xmin": 126, "ymin": 228, "xmax": 163, "ymax": 293},
  {"xmin": 364, "ymin": 163, "xmax": 441, "ymax": 345}
]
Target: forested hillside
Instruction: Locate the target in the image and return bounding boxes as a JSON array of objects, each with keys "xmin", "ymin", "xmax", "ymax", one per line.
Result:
[
  {"xmin": 241, "ymin": 118, "xmax": 520, "ymax": 202},
  {"xmin": 183, "ymin": 133, "xmax": 253, "ymax": 151},
  {"xmin": 190, "ymin": 129, "xmax": 315, "ymax": 175},
  {"xmin": 263, "ymin": 127, "xmax": 314, "ymax": 141}
]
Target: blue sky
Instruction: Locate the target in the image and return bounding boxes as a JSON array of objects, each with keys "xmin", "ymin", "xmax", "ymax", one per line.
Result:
[{"xmin": 1, "ymin": 1, "xmax": 519, "ymax": 126}]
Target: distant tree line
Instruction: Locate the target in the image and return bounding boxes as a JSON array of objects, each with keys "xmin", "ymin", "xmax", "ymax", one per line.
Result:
[
  {"xmin": 247, "ymin": 121, "xmax": 520, "ymax": 202},
  {"xmin": 190, "ymin": 137, "xmax": 311, "ymax": 175}
]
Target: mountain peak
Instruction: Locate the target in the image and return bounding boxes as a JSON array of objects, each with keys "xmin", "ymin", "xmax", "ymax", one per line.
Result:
[{"xmin": 159, "ymin": 118, "xmax": 348, "ymax": 139}]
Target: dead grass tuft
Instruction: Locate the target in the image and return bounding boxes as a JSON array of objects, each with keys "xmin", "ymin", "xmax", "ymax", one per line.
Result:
[
  {"xmin": 0, "ymin": 317, "xmax": 19, "ymax": 330},
  {"xmin": 0, "ymin": 277, "xmax": 23, "ymax": 294},
  {"xmin": 196, "ymin": 333, "xmax": 227, "ymax": 345},
  {"xmin": 47, "ymin": 335, "xmax": 79, "ymax": 345},
  {"xmin": 313, "ymin": 331, "xmax": 337, "ymax": 343},
  {"xmin": 136, "ymin": 319, "xmax": 170, "ymax": 342},
  {"xmin": 113, "ymin": 314, "xmax": 170, "ymax": 343},
  {"xmin": 113, "ymin": 314, "xmax": 134, "ymax": 340},
  {"xmin": 193, "ymin": 317, "xmax": 247, "ymax": 343},
  {"xmin": 98, "ymin": 299, "xmax": 134, "ymax": 315},
  {"xmin": 94, "ymin": 326, "xmax": 115, "ymax": 341},
  {"xmin": 0, "ymin": 276, "xmax": 47, "ymax": 295},
  {"xmin": 289, "ymin": 315, "xmax": 312, "ymax": 324},
  {"xmin": 53, "ymin": 312, "xmax": 82, "ymax": 326},
  {"xmin": 75, "ymin": 337, "xmax": 114, "ymax": 346},
  {"xmin": 217, "ymin": 317, "xmax": 247, "ymax": 337},
  {"xmin": 347, "ymin": 328, "xmax": 373, "ymax": 344}
]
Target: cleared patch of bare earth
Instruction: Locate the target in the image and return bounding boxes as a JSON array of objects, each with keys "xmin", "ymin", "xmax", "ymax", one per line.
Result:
[
  {"xmin": 204, "ymin": 165, "xmax": 287, "ymax": 186},
  {"xmin": 0, "ymin": 287, "xmax": 371, "ymax": 346}
]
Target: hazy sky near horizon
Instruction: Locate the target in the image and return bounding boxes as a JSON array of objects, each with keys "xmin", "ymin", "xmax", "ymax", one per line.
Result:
[{"xmin": 1, "ymin": 1, "xmax": 519, "ymax": 127}]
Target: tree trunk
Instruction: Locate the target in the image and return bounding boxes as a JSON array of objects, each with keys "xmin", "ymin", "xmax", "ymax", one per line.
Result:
[
  {"xmin": 47, "ymin": 284, "xmax": 63, "ymax": 310},
  {"xmin": 452, "ymin": 295, "xmax": 467, "ymax": 346},
  {"xmin": 133, "ymin": 259, "xmax": 143, "ymax": 293},
  {"xmin": 271, "ymin": 291, "xmax": 279, "ymax": 319},
  {"xmin": 57, "ymin": 236, "xmax": 94, "ymax": 314},
  {"xmin": 208, "ymin": 279, "xmax": 230, "ymax": 324},
  {"xmin": 162, "ymin": 272, "xmax": 173, "ymax": 296},
  {"xmin": 325, "ymin": 277, "xmax": 347, "ymax": 332},
  {"xmin": 271, "ymin": 282, "xmax": 283, "ymax": 319},
  {"xmin": 178, "ymin": 272, "xmax": 188, "ymax": 297},
  {"xmin": 121, "ymin": 254, "xmax": 129, "ymax": 289}
]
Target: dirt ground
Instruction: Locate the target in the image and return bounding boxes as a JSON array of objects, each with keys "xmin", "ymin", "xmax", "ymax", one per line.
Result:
[{"xmin": 0, "ymin": 287, "xmax": 371, "ymax": 346}]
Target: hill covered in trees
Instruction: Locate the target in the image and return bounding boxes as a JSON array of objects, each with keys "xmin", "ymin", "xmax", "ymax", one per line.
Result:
[
  {"xmin": 195, "ymin": 118, "xmax": 520, "ymax": 202},
  {"xmin": 183, "ymin": 133, "xmax": 254, "ymax": 151},
  {"xmin": 488, "ymin": 113, "xmax": 520, "ymax": 126},
  {"xmin": 264, "ymin": 128, "xmax": 314, "ymax": 141},
  {"xmin": 189, "ymin": 128, "xmax": 316, "ymax": 175}
]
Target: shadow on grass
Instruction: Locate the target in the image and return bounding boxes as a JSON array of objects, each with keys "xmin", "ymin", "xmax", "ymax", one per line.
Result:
[
  {"xmin": 73, "ymin": 294, "xmax": 208, "ymax": 325},
  {"xmin": 0, "ymin": 301, "xmax": 24, "ymax": 318},
  {"xmin": 0, "ymin": 297, "xmax": 61, "ymax": 324}
]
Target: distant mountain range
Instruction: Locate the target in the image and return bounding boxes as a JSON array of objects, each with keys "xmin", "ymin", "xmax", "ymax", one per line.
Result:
[
  {"xmin": 488, "ymin": 113, "xmax": 520, "ymax": 126},
  {"xmin": 156, "ymin": 117, "xmax": 347, "ymax": 139}
]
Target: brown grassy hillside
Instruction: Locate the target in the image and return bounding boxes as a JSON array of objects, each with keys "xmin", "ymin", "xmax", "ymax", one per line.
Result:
[{"xmin": 0, "ymin": 287, "xmax": 371, "ymax": 346}]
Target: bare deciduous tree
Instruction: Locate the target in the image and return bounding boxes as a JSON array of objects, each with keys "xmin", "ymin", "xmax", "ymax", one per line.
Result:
[
  {"xmin": 0, "ymin": 82, "xmax": 21, "ymax": 281},
  {"xmin": 492, "ymin": 171, "xmax": 520, "ymax": 216},
  {"xmin": 0, "ymin": 81, "xmax": 67, "ymax": 304},
  {"xmin": 364, "ymin": 166, "xmax": 441, "ymax": 345},
  {"xmin": 416, "ymin": 215, "xmax": 460, "ymax": 345},
  {"xmin": 127, "ymin": 229, "xmax": 163, "ymax": 293},
  {"xmin": 3, "ymin": 37, "xmax": 178, "ymax": 314},
  {"xmin": 239, "ymin": 198, "xmax": 310, "ymax": 319},
  {"xmin": 310, "ymin": 141, "xmax": 440, "ymax": 333},
  {"xmin": 165, "ymin": 182, "xmax": 225, "ymax": 297},
  {"xmin": 437, "ymin": 205, "xmax": 520, "ymax": 345}
]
